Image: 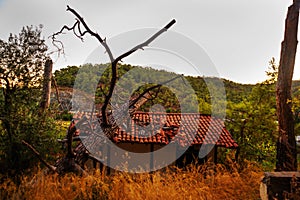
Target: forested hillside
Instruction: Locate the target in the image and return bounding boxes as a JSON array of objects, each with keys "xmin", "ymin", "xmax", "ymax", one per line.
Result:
[{"xmin": 53, "ymin": 63, "xmax": 254, "ymax": 113}]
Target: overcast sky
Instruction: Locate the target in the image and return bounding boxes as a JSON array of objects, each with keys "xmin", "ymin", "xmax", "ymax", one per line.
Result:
[{"xmin": 0, "ymin": 0, "xmax": 298, "ymax": 84}]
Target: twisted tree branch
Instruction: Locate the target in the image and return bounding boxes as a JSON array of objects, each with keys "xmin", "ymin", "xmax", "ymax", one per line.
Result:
[
  {"xmin": 101, "ymin": 19, "xmax": 176, "ymax": 126},
  {"xmin": 51, "ymin": 5, "xmax": 176, "ymax": 132},
  {"xmin": 129, "ymin": 74, "xmax": 183, "ymax": 109}
]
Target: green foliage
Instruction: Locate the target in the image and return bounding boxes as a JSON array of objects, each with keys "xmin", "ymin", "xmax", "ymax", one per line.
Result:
[
  {"xmin": 0, "ymin": 26, "xmax": 60, "ymax": 177},
  {"xmin": 225, "ymin": 83, "xmax": 277, "ymax": 170},
  {"xmin": 56, "ymin": 110, "xmax": 73, "ymax": 121},
  {"xmin": 54, "ymin": 64, "xmax": 257, "ymax": 116},
  {"xmin": 53, "ymin": 65, "xmax": 79, "ymax": 87},
  {"xmin": 292, "ymin": 80, "xmax": 300, "ymax": 136},
  {"xmin": 0, "ymin": 26, "xmax": 48, "ymax": 88},
  {"xmin": 225, "ymin": 60, "xmax": 279, "ymax": 170},
  {"xmin": 265, "ymin": 57, "xmax": 278, "ymax": 84}
]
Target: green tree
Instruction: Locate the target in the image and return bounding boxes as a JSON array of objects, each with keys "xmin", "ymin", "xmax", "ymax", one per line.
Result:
[
  {"xmin": 53, "ymin": 65, "xmax": 79, "ymax": 87},
  {"xmin": 0, "ymin": 26, "xmax": 58, "ymax": 177},
  {"xmin": 226, "ymin": 83, "xmax": 277, "ymax": 169},
  {"xmin": 225, "ymin": 61, "xmax": 278, "ymax": 170}
]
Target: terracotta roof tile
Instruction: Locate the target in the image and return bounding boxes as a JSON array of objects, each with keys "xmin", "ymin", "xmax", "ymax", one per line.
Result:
[{"xmin": 72, "ymin": 112, "xmax": 238, "ymax": 148}]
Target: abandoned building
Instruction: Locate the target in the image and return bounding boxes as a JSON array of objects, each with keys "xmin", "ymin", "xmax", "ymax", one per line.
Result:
[{"xmin": 68, "ymin": 111, "xmax": 238, "ymax": 173}]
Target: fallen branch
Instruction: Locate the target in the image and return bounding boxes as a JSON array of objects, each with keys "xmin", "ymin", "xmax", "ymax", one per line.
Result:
[{"xmin": 21, "ymin": 140, "xmax": 57, "ymax": 173}]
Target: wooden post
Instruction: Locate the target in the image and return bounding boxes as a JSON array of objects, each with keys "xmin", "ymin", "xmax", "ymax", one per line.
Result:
[
  {"xmin": 40, "ymin": 59, "xmax": 53, "ymax": 111},
  {"xmin": 276, "ymin": 1, "xmax": 299, "ymax": 171}
]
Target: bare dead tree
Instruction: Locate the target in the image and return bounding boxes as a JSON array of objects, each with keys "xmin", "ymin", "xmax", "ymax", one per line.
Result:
[
  {"xmin": 28, "ymin": 5, "xmax": 177, "ymax": 174},
  {"xmin": 51, "ymin": 5, "xmax": 175, "ymax": 132},
  {"xmin": 276, "ymin": 0, "xmax": 299, "ymax": 171}
]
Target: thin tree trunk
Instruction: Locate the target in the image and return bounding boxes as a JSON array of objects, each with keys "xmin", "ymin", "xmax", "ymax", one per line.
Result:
[
  {"xmin": 40, "ymin": 59, "xmax": 53, "ymax": 111},
  {"xmin": 235, "ymin": 120, "xmax": 246, "ymax": 162},
  {"xmin": 276, "ymin": 2, "xmax": 299, "ymax": 171}
]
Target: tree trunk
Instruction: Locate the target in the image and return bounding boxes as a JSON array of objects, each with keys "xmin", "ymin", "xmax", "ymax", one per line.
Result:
[
  {"xmin": 276, "ymin": 2, "xmax": 299, "ymax": 171},
  {"xmin": 40, "ymin": 59, "xmax": 53, "ymax": 111}
]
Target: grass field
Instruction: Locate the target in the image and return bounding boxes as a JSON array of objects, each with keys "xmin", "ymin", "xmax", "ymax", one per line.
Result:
[{"xmin": 0, "ymin": 161, "xmax": 263, "ymax": 200}]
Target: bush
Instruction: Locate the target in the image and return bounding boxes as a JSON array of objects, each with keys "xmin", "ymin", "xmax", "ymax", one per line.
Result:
[
  {"xmin": 0, "ymin": 109, "xmax": 61, "ymax": 177},
  {"xmin": 56, "ymin": 110, "xmax": 73, "ymax": 121}
]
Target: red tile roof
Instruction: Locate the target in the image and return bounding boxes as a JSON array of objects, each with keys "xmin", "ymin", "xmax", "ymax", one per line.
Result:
[{"xmin": 73, "ymin": 112, "xmax": 238, "ymax": 149}]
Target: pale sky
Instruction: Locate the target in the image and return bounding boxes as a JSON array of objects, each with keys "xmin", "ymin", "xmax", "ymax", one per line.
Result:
[{"xmin": 0, "ymin": 0, "xmax": 298, "ymax": 84}]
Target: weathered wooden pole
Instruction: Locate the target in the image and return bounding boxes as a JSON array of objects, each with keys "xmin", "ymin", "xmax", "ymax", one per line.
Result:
[
  {"xmin": 40, "ymin": 59, "xmax": 53, "ymax": 111},
  {"xmin": 276, "ymin": 0, "xmax": 299, "ymax": 171}
]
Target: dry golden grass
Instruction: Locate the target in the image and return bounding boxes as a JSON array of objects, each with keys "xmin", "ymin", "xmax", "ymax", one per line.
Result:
[{"xmin": 0, "ymin": 161, "xmax": 263, "ymax": 200}]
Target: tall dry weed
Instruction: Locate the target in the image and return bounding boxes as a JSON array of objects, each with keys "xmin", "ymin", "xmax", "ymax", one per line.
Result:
[{"xmin": 0, "ymin": 162, "xmax": 263, "ymax": 200}]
